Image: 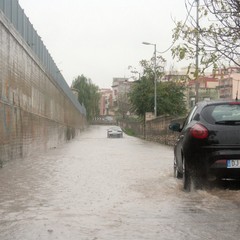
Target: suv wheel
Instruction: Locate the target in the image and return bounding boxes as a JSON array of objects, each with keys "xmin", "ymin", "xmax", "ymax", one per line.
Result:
[
  {"xmin": 183, "ymin": 156, "xmax": 192, "ymax": 192},
  {"xmin": 174, "ymin": 157, "xmax": 182, "ymax": 179},
  {"xmin": 183, "ymin": 156, "xmax": 205, "ymax": 191}
]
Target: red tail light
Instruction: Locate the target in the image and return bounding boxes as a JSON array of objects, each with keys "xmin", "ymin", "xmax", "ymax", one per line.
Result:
[{"xmin": 190, "ymin": 124, "xmax": 208, "ymax": 139}]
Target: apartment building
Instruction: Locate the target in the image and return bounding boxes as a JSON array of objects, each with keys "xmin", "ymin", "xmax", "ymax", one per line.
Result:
[
  {"xmin": 99, "ymin": 88, "xmax": 113, "ymax": 116},
  {"xmin": 214, "ymin": 67, "xmax": 240, "ymax": 100}
]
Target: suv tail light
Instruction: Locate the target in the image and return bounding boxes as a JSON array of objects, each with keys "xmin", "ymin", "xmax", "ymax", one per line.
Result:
[{"xmin": 190, "ymin": 123, "xmax": 208, "ymax": 139}]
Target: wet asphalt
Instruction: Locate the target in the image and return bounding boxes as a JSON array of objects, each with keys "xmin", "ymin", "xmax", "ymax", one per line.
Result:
[{"xmin": 0, "ymin": 125, "xmax": 240, "ymax": 240}]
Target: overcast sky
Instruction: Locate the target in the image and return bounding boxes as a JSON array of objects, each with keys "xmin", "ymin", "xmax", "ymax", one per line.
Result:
[{"xmin": 18, "ymin": 0, "xmax": 189, "ymax": 88}]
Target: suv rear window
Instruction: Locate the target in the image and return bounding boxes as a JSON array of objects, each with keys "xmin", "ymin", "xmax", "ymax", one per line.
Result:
[{"xmin": 201, "ymin": 103, "xmax": 240, "ymax": 124}]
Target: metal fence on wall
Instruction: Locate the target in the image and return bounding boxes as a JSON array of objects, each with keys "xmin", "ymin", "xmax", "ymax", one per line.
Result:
[{"xmin": 0, "ymin": 0, "xmax": 86, "ymax": 116}]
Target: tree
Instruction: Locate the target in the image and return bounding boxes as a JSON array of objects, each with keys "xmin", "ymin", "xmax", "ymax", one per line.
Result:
[
  {"xmin": 71, "ymin": 75, "xmax": 100, "ymax": 121},
  {"xmin": 203, "ymin": 0, "xmax": 240, "ymax": 66},
  {"xmin": 129, "ymin": 59, "xmax": 186, "ymax": 119},
  {"xmin": 129, "ymin": 76, "xmax": 153, "ymax": 119},
  {"xmin": 157, "ymin": 81, "xmax": 187, "ymax": 116},
  {"xmin": 117, "ymin": 91, "xmax": 131, "ymax": 119},
  {"xmin": 172, "ymin": 0, "xmax": 240, "ymax": 74}
]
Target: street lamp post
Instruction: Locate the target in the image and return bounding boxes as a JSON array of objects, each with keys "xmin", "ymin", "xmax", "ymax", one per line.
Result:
[{"xmin": 142, "ymin": 42, "xmax": 157, "ymax": 117}]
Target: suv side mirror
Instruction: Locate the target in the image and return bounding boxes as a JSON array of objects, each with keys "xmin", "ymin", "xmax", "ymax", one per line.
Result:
[{"xmin": 169, "ymin": 122, "xmax": 181, "ymax": 132}]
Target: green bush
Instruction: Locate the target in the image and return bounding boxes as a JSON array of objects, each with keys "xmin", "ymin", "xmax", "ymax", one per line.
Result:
[{"xmin": 124, "ymin": 128, "xmax": 136, "ymax": 136}]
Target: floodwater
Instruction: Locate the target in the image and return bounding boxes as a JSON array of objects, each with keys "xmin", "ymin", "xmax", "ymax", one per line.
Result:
[{"xmin": 0, "ymin": 125, "xmax": 240, "ymax": 240}]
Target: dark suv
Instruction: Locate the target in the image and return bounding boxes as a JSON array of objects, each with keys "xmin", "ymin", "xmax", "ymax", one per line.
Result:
[{"xmin": 169, "ymin": 100, "xmax": 240, "ymax": 191}]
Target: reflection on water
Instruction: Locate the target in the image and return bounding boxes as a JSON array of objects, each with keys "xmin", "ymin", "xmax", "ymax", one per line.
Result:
[{"xmin": 0, "ymin": 125, "xmax": 240, "ymax": 240}]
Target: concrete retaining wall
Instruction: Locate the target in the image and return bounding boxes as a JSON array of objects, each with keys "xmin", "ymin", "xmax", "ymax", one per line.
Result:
[
  {"xmin": 119, "ymin": 116, "xmax": 185, "ymax": 146},
  {"xmin": 0, "ymin": 10, "xmax": 87, "ymax": 164}
]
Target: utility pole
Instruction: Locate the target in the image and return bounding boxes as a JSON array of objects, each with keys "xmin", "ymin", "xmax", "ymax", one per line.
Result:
[
  {"xmin": 142, "ymin": 42, "xmax": 157, "ymax": 117},
  {"xmin": 153, "ymin": 44, "xmax": 157, "ymax": 117},
  {"xmin": 195, "ymin": 0, "xmax": 200, "ymax": 103}
]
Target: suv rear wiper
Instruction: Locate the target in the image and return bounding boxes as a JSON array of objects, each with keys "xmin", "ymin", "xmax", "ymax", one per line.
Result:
[{"xmin": 215, "ymin": 120, "xmax": 240, "ymax": 125}]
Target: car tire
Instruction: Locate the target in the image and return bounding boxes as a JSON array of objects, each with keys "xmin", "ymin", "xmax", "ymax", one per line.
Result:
[
  {"xmin": 182, "ymin": 156, "xmax": 192, "ymax": 192},
  {"xmin": 183, "ymin": 156, "xmax": 205, "ymax": 191},
  {"xmin": 174, "ymin": 157, "xmax": 182, "ymax": 179}
]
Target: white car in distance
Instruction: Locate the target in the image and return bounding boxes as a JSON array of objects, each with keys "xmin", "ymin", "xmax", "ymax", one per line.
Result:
[{"xmin": 107, "ymin": 126, "xmax": 123, "ymax": 138}]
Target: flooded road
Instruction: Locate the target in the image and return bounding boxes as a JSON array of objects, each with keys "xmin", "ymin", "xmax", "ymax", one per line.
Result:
[{"xmin": 0, "ymin": 125, "xmax": 240, "ymax": 240}]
